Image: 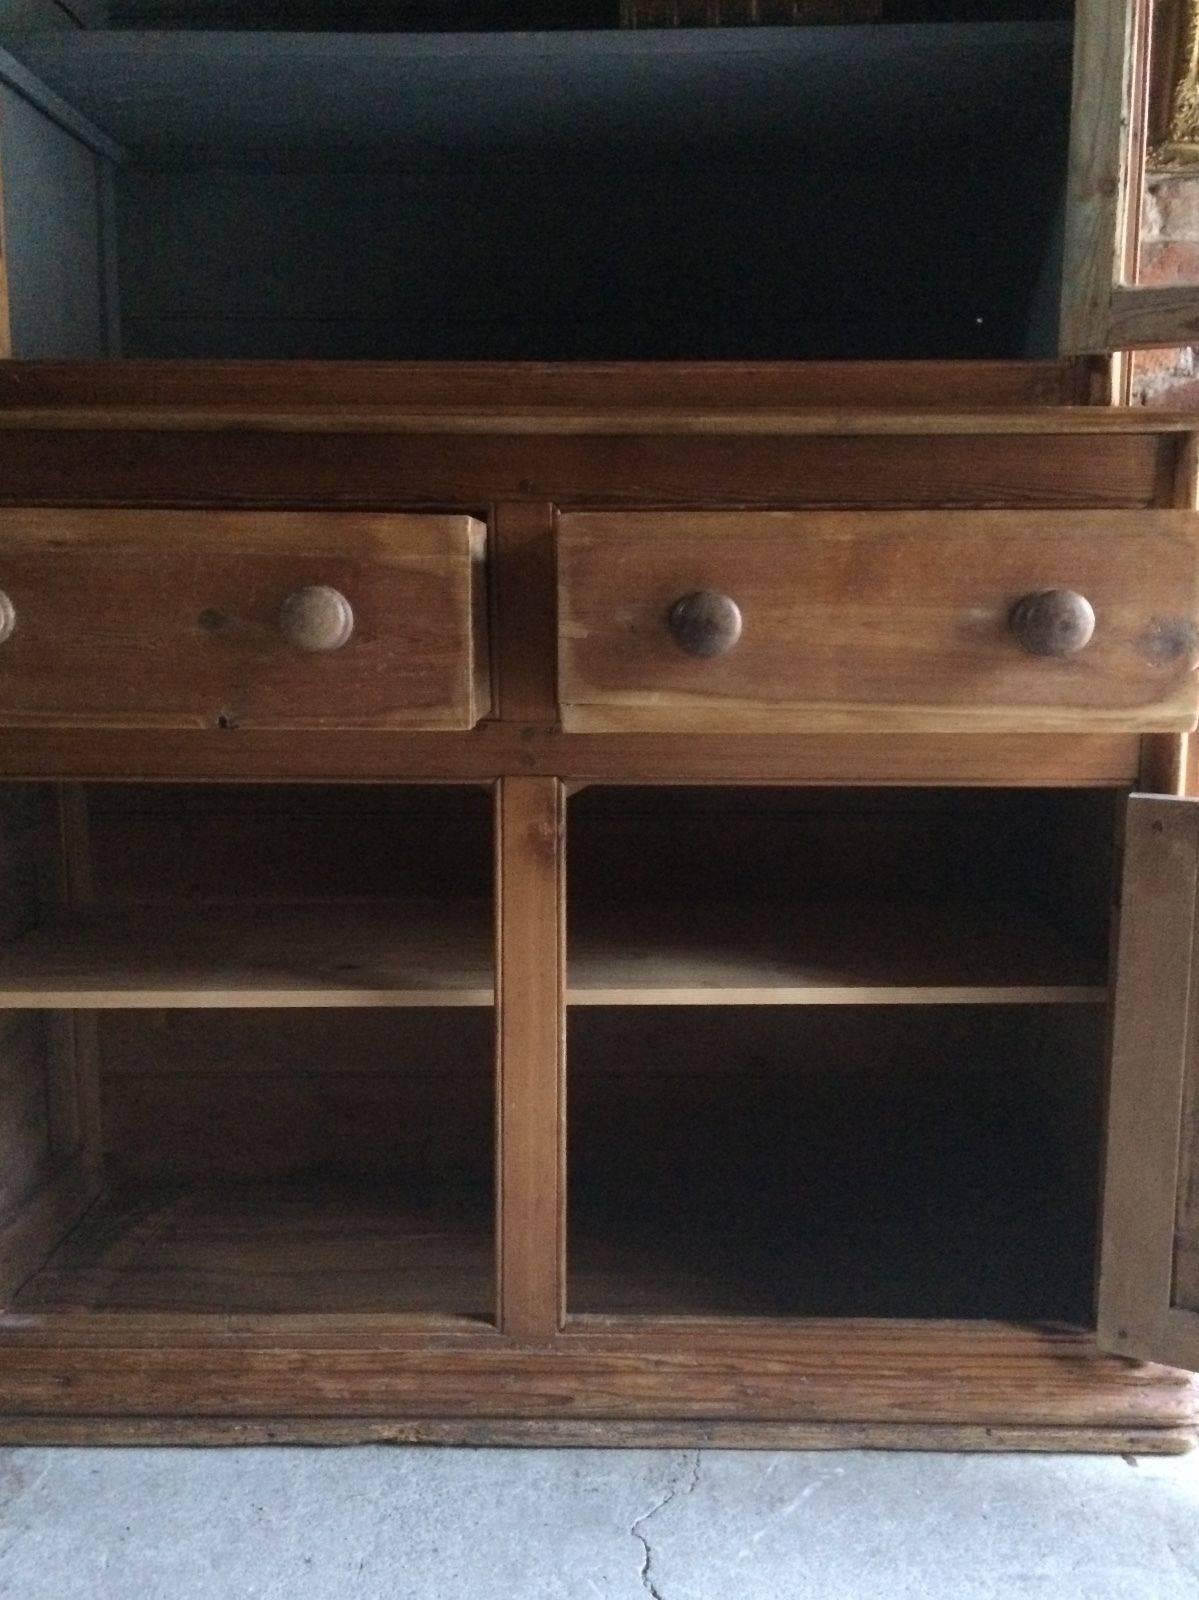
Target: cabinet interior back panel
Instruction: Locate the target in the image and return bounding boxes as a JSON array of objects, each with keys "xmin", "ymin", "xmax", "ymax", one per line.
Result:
[{"xmin": 7, "ymin": 22, "xmax": 1072, "ymax": 359}]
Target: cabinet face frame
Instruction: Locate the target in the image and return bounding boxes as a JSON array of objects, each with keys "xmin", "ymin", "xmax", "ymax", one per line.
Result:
[{"xmin": 1063, "ymin": 0, "xmax": 1199, "ymax": 352}]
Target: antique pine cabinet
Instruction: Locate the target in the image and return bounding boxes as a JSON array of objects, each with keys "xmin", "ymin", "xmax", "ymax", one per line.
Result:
[{"xmin": 1, "ymin": 0, "xmax": 1199, "ymax": 1451}]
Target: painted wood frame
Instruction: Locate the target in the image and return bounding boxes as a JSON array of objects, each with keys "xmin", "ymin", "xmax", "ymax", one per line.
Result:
[{"xmin": 1062, "ymin": 0, "xmax": 1199, "ymax": 351}]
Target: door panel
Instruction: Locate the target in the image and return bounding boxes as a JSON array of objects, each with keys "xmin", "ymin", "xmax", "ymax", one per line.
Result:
[
  {"xmin": 1061, "ymin": 0, "xmax": 1199, "ymax": 352},
  {"xmin": 1099, "ymin": 793, "xmax": 1199, "ymax": 1372}
]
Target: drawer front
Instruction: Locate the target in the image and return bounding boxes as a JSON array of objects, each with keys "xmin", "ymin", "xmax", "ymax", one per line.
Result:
[
  {"xmin": 558, "ymin": 510, "xmax": 1199, "ymax": 733},
  {"xmin": 0, "ymin": 510, "xmax": 489, "ymax": 731}
]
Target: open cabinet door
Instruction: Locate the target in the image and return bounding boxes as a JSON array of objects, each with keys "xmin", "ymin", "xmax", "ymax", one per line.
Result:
[
  {"xmin": 1100, "ymin": 793, "xmax": 1199, "ymax": 1371},
  {"xmin": 1062, "ymin": 0, "xmax": 1199, "ymax": 352}
]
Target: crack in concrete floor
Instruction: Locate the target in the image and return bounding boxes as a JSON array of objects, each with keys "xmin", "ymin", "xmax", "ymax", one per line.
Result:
[
  {"xmin": 0, "ymin": 1445, "xmax": 1196, "ymax": 1600},
  {"xmin": 630, "ymin": 1450, "xmax": 701, "ymax": 1600}
]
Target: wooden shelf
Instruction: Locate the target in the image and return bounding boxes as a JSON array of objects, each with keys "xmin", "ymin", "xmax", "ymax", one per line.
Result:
[
  {"xmin": 567, "ymin": 900, "xmax": 1107, "ymax": 1006},
  {"xmin": 12, "ymin": 1179, "xmax": 493, "ymax": 1317},
  {"xmin": 0, "ymin": 900, "xmax": 493, "ymax": 1008},
  {"xmin": 0, "ymin": 897, "xmax": 1104, "ymax": 1010}
]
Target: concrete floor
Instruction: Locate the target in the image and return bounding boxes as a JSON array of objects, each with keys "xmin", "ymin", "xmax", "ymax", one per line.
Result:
[{"xmin": 0, "ymin": 1445, "xmax": 1197, "ymax": 1599}]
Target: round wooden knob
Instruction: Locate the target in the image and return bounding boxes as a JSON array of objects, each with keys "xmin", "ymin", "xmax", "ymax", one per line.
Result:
[
  {"xmin": 1009, "ymin": 589, "xmax": 1095, "ymax": 657},
  {"xmin": 667, "ymin": 591, "xmax": 743, "ymax": 658},
  {"xmin": 278, "ymin": 586, "xmax": 354, "ymax": 653},
  {"xmin": 0, "ymin": 591, "xmax": 15, "ymax": 645}
]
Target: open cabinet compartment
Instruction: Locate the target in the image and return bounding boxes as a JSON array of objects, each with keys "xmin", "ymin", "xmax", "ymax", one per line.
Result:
[
  {"xmin": 566, "ymin": 786, "xmax": 1117, "ymax": 1322},
  {"xmin": 0, "ymin": 782, "xmax": 496, "ymax": 1321},
  {"xmin": 0, "ymin": 12, "xmax": 1073, "ymax": 361}
]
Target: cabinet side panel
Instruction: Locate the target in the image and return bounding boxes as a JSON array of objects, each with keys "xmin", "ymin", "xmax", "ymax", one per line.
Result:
[{"xmin": 0, "ymin": 85, "xmax": 107, "ymax": 358}]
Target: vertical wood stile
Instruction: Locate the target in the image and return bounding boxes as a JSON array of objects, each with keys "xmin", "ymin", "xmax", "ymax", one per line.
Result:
[
  {"xmin": 46, "ymin": 785, "xmax": 102, "ymax": 1181},
  {"xmin": 491, "ymin": 501, "xmax": 559, "ymax": 725},
  {"xmin": 1060, "ymin": 0, "xmax": 1143, "ymax": 352},
  {"xmin": 495, "ymin": 775, "xmax": 566, "ymax": 1340},
  {"xmin": 1139, "ymin": 431, "xmax": 1199, "ymax": 795},
  {"xmin": 1099, "ymin": 795, "xmax": 1199, "ymax": 1362}
]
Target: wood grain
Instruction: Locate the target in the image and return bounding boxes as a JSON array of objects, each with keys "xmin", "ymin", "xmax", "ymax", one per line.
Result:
[
  {"xmin": 1099, "ymin": 794, "xmax": 1199, "ymax": 1370},
  {"xmin": 0, "ymin": 1319, "xmax": 1190, "ymax": 1428},
  {"xmin": 0, "ymin": 407, "xmax": 1194, "ymax": 437},
  {"xmin": 0, "ymin": 1154, "xmax": 96, "ymax": 1304},
  {"xmin": 96, "ymin": 1011, "xmax": 494, "ymax": 1185},
  {"xmin": 0, "ymin": 900, "xmax": 494, "ymax": 1008},
  {"xmin": 558, "ymin": 510, "xmax": 1199, "ymax": 734},
  {"xmin": 1108, "ymin": 282, "xmax": 1199, "ymax": 347},
  {"xmin": 13, "ymin": 1180, "xmax": 494, "ymax": 1317},
  {"xmin": 0, "ymin": 895, "xmax": 1104, "ymax": 1010},
  {"xmin": 1060, "ymin": 0, "xmax": 1143, "ymax": 352},
  {"xmin": 0, "ymin": 728, "xmax": 1144, "ymax": 787},
  {"xmin": 0, "ymin": 430, "xmax": 1167, "ymax": 512},
  {"xmin": 0, "ymin": 509, "xmax": 489, "ymax": 731},
  {"xmin": 496, "ymin": 776, "xmax": 565, "ymax": 1340},
  {"xmin": 0, "ymin": 359, "xmax": 1105, "ymax": 415},
  {"xmin": 0, "ymin": 1417, "xmax": 1192, "ymax": 1453},
  {"xmin": 491, "ymin": 502, "xmax": 557, "ymax": 723},
  {"xmin": 567, "ymin": 899, "xmax": 1105, "ymax": 1006}
]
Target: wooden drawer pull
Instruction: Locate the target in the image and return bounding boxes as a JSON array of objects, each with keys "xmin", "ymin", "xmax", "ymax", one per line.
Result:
[
  {"xmin": 668, "ymin": 590, "xmax": 743, "ymax": 658},
  {"xmin": 0, "ymin": 591, "xmax": 15, "ymax": 645},
  {"xmin": 1009, "ymin": 589, "xmax": 1096, "ymax": 658},
  {"xmin": 278, "ymin": 586, "xmax": 355, "ymax": 653}
]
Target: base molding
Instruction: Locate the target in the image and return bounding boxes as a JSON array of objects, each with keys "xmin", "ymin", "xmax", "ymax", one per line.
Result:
[{"xmin": 0, "ymin": 1417, "xmax": 1193, "ymax": 1453}]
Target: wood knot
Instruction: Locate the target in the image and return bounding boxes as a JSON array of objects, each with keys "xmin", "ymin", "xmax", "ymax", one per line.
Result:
[{"xmin": 1138, "ymin": 617, "xmax": 1199, "ymax": 671}]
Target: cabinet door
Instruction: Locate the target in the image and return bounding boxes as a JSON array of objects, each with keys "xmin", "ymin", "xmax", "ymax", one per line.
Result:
[
  {"xmin": 1062, "ymin": 0, "xmax": 1199, "ymax": 352},
  {"xmin": 1099, "ymin": 793, "xmax": 1199, "ymax": 1371}
]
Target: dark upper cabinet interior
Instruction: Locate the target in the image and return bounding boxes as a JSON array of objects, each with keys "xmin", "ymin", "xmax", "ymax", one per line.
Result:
[{"xmin": 0, "ymin": 8, "xmax": 1074, "ymax": 361}]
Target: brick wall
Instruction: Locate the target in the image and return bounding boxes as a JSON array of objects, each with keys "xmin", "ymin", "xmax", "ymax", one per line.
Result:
[{"xmin": 1132, "ymin": 171, "xmax": 1199, "ymax": 406}]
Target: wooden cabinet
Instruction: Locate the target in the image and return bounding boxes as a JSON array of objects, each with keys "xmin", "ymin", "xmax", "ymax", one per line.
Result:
[
  {"xmin": 0, "ymin": 5, "xmax": 1198, "ymax": 1451},
  {"xmin": 0, "ymin": 394, "xmax": 1191, "ymax": 1451}
]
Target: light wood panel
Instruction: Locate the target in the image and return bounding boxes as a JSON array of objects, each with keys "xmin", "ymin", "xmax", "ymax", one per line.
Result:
[
  {"xmin": 0, "ymin": 509, "xmax": 489, "ymax": 731},
  {"xmin": 496, "ymin": 776, "xmax": 565, "ymax": 1340},
  {"xmin": 558, "ymin": 509, "xmax": 1199, "ymax": 733},
  {"xmin": 0, "ymin": 900, "xmax": 493, "ymax": 1007},
  {"xmin": 567, "ymin": 900, "xmax": 1106, "ymax": 1006}
]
